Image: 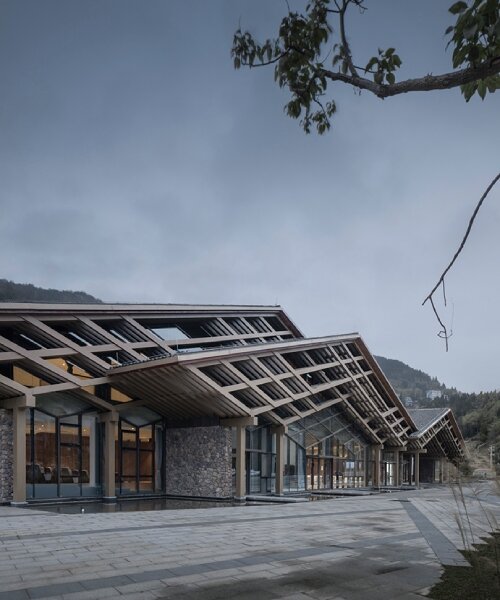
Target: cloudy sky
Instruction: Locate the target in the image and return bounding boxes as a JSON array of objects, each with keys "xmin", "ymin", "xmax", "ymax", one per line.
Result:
[{"xmin": 0, "ymin": 1, "xmax": 499, "ymax": 392}]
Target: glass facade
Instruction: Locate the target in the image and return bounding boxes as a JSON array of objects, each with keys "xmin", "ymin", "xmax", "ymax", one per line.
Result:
[
  {"xmin": 25, "ymin": 392, "xmax": 165, "ymax": 499},
  {"xmin": 26, "ymin": 394, "xmax": 101, "ymax": 499},
  {"xmin": 289, "ymin": 406, "xmax": 369, "ymax": 491},
  {"xmin": 246, "ymin": 426, "xmax": 276, "ymax": 494},
  {"xmin": 232, "ymin": 406, "xmax": 371, "ymax": 495}
]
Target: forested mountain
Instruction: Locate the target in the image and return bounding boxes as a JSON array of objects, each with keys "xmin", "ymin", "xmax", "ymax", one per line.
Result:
[
  {"xmin": 374, "ymin": 356, "xmax": 447, "ymax": 404},
  {"xmin": 0, "ymin": 279, "xmax": 101, "ymax": 304},
  {"xmin": 375, "ymin": 355, "xmax": 500, "ymax": 466}
]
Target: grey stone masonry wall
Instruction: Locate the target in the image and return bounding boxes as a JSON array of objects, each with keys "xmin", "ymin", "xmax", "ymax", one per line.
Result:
[
  {"xmin": 165, "ymin": 426, "xmax": 232, "ymax": 498},
  {"xmin": 0, "ymin": 409, "xmax": 13, "ymax": 503}
]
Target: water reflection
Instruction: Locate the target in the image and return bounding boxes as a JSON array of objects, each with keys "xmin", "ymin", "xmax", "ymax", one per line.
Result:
[{"xmin": 24, "ymin": 497, "xmax": 244, "ymax": 514}]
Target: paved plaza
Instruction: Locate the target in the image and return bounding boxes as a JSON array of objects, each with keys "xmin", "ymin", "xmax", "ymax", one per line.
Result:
[{"xmin": 0, "ymin": 484, "xmax": 498, "ymax": 600}]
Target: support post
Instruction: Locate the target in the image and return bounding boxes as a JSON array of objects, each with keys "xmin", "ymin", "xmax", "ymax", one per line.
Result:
[
  {"xmin": 373, "ymin": 445, "xmax": 382, "ymax": 488},
  {"xmin": 0, "ymin": 395, "xmax": 35, "ymax": 505},
  {"xmin": 12, "ymin": 404, "xmax": 27, "ymax": 505},
  {"xmin": 235, "ymin": 424, "xmax": 246, "ymax": 501},
  {"xmin": 221, "ymin": 417, "xmax": 257, "ymax": 501},
  {"xmin": 272, "ymin": 425, "xmax": 287, "ymax": 496},
  {"xmin": 100, "ymin": 411, "xmax": 118, "ymax": 502},
  {"xmin": 414, "ymin": 451, "xmax": 420, "ymax": 488}
]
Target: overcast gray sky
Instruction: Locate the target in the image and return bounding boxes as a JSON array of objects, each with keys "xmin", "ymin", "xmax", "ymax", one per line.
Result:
[{"xmin": 0, "ymin": 1, "xmax": 499, "ymax": 392}]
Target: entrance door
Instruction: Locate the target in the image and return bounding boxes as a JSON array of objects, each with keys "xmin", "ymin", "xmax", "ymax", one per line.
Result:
[{"xmin": 117, "ymin": 420, "xmax": 158, "ymax": 495}]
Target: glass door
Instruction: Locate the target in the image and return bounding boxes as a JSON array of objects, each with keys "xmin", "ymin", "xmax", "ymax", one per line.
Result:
[{"xmin": 117, "ymin": 420, "xmax": 160, "ymax": 495}]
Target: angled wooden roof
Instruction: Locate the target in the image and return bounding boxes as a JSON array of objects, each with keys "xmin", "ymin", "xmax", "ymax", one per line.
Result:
[{"xmin": 0, "ymin": 302, "xmax": 465, "ymax": 461}]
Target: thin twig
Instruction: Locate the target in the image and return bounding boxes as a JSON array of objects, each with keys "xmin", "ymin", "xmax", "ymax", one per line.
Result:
[
  {"xmin": 423, "ymin": 171, "xmax": 500, "ymax": 350},
  {"xmin": 430, "ymin": 295, "xmax": 449, "ymax": 352},
  {"xmin": 423, "ymin": 171, "xmax": 500, "ymax": 306}
]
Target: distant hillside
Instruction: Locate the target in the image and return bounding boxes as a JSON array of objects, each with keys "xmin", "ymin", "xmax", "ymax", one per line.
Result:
[
  {"xmin": 0, "ymin": 279, "xmax": 101, "ymax": 304},
  {"xmin": 374, "ymin": 355, "xmax": 447, "ymax": 404},
  {"xmin": 375, "ymin": 355, "xmax": 500, "ymax": 470}
]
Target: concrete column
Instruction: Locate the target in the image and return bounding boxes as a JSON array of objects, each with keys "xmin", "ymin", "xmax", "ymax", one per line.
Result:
[
  {"xmin": 272, "ymin": 425, "xmax": 286, "ymax": 496},
  {"xmin": 100, "ymin": 411, "xmax": 118, "ymax": 502},
  {"xmin": 0, "ymin": 395, "xmax": 35, "ymax": 505},
  {"xmin": 373, "ymin": 445, "xmax": 382, "ymax": 487},
  {"xmin": 12, "ymin": 405, "xmax": 27, "ymax": 505},
  {"xmin": 414, "ymin": 452, "xmax": 420, "ymax": 488},
  {"xmin": 235, "ymin": 425, "xmax": 246, "ymax": 500}
]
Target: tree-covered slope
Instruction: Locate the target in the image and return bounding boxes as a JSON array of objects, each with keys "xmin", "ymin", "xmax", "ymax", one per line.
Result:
[
  {"xmin": 374, "ymin": 355, "xmax": 446, "ymax": 404},
  {"xmin": 374, "ymin": 355, "xmax": 500, "ymax": 468},
  {"xmin": 0, "ymin": 279, "xmax": 101, "ymax": 304}
]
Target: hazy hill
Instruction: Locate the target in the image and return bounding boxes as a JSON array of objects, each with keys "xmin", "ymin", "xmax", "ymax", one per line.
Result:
[
  {"xmin": 0, "ymin": 279, "xmax": 101, "ymax": 304},
  {"xmin": 374, "ymin": 355, "xmax": 500, "ymax": 468},
  {"xmin": 374, "ymin": 355, "xmax": 447, "ymax": 404}
]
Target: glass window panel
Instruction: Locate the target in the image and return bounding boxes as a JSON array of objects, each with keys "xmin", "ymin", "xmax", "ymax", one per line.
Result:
[
  {"xmin": 122, "ymin": 430, "xmax": 137, "ymax": 448},
  {"xmin": 121, "ymin": 447, "xmax": 137, "ymax": 494},
  {"xmin": 139, "ymin": 451, "xmax": 153, "ymax": 477},
  {"xmin": 81, "ymin": 414, "xmax": 99, "ymax": 494},
  {"xmin": 36, "ymin": 393, "xmax": 92, "ymax": 417},
  {"xmin": 60, "ymin": 423, "xmax": 79, "ymax": 445},
  {"xmin": 139, "ymin": 425, "xmax": 153, "ymax": 450},
  {"xmin": 33, "ymin": 410, "xmax": 57, "ymax": 497},
  {"xmin": 60, "ymin": 445, "xmax": 80, "ymax": 483},
  {"xmin": 25, "ymin": 410, "xmax": 34, "ymax": 497},
  {"xmin": 119, "ymin": 406, "xmax": 160, "ymax": 426}
]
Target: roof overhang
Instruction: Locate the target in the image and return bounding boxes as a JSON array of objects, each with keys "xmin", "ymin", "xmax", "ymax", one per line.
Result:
[{"xmin": 109, "ymin": 334, "xmax": 415, "ymax": 445}]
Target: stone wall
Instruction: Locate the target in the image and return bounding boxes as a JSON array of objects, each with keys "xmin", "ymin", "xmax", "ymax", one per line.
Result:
[
  {"xmin": 0, "ymin": 409, "xmax": 13, "ymax": 503},
  {"xmin": 165, "ymin": 426, "xmax": 232, "ymax": 498}
]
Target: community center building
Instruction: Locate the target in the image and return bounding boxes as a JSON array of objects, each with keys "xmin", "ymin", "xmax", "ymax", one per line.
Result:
[{"xmin": 0, "ymin": 303, "xmax": 465, "ymax": 505}]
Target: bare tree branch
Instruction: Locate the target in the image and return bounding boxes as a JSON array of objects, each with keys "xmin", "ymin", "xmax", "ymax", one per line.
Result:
[
  {"xmin": 423, "ymin": 171, "xmax": 500, "ymax": 305},
  {"xmin": 423, "ymin": 171, "xmax": 500, "ymax": 350},
  {"xmin": 430, "ymin": 294, "xmax": 451, "ymax": 352}
]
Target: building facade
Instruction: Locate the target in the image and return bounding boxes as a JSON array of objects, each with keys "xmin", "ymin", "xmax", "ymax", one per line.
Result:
[{"xmin": 0, "ymin": 303, "xmax": 465, "ymax": 504}]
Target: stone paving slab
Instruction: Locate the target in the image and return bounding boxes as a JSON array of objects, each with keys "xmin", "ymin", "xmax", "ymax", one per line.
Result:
[{"xmin": 0, "ymin": 485, "xmax": 498, "ymax": 599}]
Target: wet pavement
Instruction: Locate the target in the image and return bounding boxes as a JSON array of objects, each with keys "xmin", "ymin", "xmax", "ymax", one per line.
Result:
[{"xmin": 0, "ymin": 483, "xmax": 498, "ymax": 600}]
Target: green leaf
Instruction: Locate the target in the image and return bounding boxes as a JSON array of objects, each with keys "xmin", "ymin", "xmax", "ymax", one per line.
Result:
[
  {"xmin": 365, "ymin": 57, "xmax": 378, "ymax": 71},
  {"xmin": 386, "ymin": 72, "xmax": 395, "ymax": 85},
  {"xmin": 392, "ymin": 55, "xmax": 402, "ymax": 68},
  {"xmin": 449, "ymin": 1, "xmax": 468, "ymax": 15},
  {"xmin": 445, "ymin": 25, "xmax": 454, "ymax": 35},
  {"xmin": 478, "ymin": 80, "xmax": 487, "ymax": 99},
  {"xmin": 463, "ymin": 23, "xmax": 478, "ymax": 39}
]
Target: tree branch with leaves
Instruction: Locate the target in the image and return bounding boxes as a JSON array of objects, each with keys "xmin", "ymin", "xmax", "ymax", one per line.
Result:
[
  {"xmin": 232, "ymin": 0, "xmax": 500, "ymax": 133},
  {"xmin": 231, "ymin": 0, "xmax": 500, "ymax": 349}
]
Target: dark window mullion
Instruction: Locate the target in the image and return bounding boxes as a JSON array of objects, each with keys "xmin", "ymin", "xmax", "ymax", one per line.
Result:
[
  {"xmin": 29, "ymin": 408, "xmax": 35, "ymax": 498},
  {"xmin": 79, "ymin": 414, "xmax": 83, "ymax": 495},
  {"xmin": 135, "ymin": 428, "xmax": 140, "ymax": 493},
  {"xmin": 56, "ymin": 417, "xmax": 61, "ymax": 497}
]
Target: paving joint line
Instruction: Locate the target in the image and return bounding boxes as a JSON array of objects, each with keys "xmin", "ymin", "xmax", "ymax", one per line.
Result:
[
  {"xmin": 0, "ymin": 532, "xmax": 421, "ymax": 600},
  {"xmin": 402, "ymin": 500, "xmax": 470, "ymax": 567}
]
